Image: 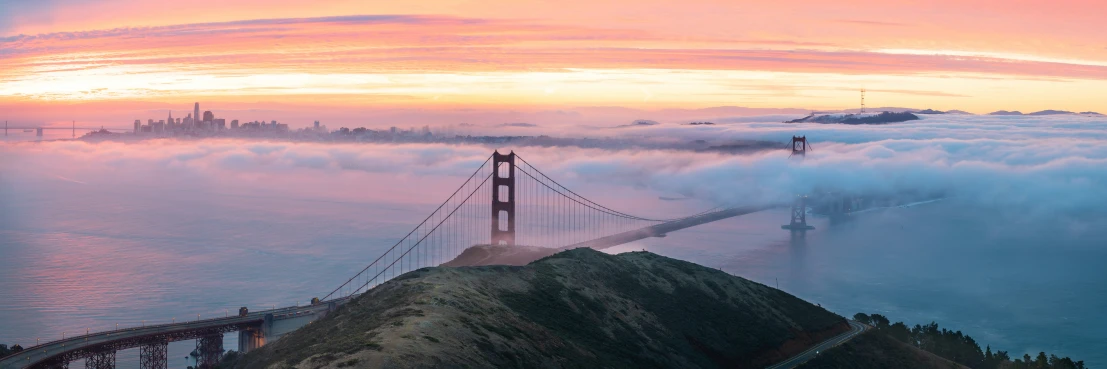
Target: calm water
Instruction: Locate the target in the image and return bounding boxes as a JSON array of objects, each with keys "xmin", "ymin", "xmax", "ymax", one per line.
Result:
[{"xmin": 2, "ymin": 139, "xmax": 1105, "ymax": 367}]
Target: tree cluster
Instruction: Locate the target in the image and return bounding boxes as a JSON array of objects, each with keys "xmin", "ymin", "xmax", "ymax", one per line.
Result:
[
  {"xmin": 0, "ymin": 344, "xmax": 25, "ymax": 357},
  {"xmin": 853, "ymin": 313, "xmax": 1085, "ymax": 369}
]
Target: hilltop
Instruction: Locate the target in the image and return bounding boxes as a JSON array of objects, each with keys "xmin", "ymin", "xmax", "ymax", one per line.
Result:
[
  {"xmin": 785, "ymin": 111, "xmax": 920, "ymax": 124},
  {"xmin": 232, "ymin": 248, "xmax": 851, "ymax": 368}
]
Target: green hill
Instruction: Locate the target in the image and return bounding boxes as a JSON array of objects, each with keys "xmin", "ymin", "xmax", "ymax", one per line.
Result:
[{"xmin": 232, "ymin": 248, "xmax": 848, "ymax": 369}]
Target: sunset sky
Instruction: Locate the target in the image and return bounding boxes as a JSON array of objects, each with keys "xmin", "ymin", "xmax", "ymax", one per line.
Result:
[{"xmin": 2, "ymin": 0, "xmax": 1106, "ymax": 126}]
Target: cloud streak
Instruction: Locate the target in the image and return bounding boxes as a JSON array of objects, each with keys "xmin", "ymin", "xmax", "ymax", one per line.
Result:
[{"xmin": 3, "ymin": 13, "xmax": 1107, "ymax": 116}]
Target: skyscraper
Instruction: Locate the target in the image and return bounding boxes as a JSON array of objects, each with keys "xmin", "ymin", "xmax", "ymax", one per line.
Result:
[
  {"xmin": 167, "ymin": 111, "xmax": 173, "ymax": 129},
  {"xmin": 193, "ymin": 103, "xmax": 200, "ymax": 128}
]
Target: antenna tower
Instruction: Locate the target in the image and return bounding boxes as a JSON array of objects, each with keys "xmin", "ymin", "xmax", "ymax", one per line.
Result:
[{"xmin": 860, "ymin": 88, "xmax": 866, "ymax": 114}]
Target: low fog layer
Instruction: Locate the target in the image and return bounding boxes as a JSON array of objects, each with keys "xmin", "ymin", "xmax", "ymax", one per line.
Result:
[{"xmin": 3, "ymin": 114, "xmax": 1106, "ymax": 222}]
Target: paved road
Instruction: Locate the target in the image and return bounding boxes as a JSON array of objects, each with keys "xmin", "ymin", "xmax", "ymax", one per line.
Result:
[
  {"xmin": 0, "ymin": 304, "xmax": 334, "ymax": 369},
  {"xmin": 765, "ymin": 320, "xmax": 868, "ymax": 369}
]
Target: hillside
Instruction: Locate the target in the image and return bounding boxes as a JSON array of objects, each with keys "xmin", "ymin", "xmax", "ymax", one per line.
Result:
[
  {"xmin": 785, "ymin": 111, "xmax": 920, "ymax": 124},
  {"xmin": 233, "ymin": 248, "xmax": 848, "ymax": 369},
  {"xmin": 798, "ymin": 331, "xmax": 967, "ymax": 369}
]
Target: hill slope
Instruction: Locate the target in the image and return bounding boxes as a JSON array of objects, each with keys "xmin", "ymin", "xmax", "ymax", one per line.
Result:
[
  {"xmin": 234, "ymin": 248, "xmax": 848, "ymax": 369},
  {"xmin": 798, "ymin": 331, "xmax": 967, "ymax": 369}
]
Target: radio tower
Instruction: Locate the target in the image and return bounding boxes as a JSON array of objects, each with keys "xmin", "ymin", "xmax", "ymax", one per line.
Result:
[{"xmin": 860, "ymin": 88, "xmax": 867, "ymax": 114}]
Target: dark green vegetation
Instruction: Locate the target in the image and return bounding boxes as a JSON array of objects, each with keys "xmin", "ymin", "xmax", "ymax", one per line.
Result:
[
  {"xmin": 851, "ymin": 313, "xmax": 1086, "ymax": 369},
  {"xmin": 799, "ymin": 331, "xmax": 966, "ymax": 369},
  {"xmin": 232, "ymin": 248, "xmax": 848, "ymax": 369},
  {"xmin": 0, "ymin": 344, "xmax": 25, "ymax": 358},
  {"xmin": 785, "ymin": 111, "xmax": 920, "ymax": 124}
]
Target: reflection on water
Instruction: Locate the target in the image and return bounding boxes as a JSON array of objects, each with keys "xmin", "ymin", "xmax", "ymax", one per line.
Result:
[{"xmin": 1, "ymin": 155, "xmax": 1106, "ymax": 368}]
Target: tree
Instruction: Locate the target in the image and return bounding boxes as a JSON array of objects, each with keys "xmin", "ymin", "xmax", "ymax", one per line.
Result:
[
  {"xmin": 888, "ymin": 322, "xmax": 911, "ymax": 343},
  {"xmin": 852, "ymin": 313, "xmax": 872, "ymax": 325},
  {"xmin": 1035, "ymin": 352, "xmax": 1048, "ymax": 368},
  {"xmin": 869, "ymin": 314, "xmax": 890, "ymax": 329}
]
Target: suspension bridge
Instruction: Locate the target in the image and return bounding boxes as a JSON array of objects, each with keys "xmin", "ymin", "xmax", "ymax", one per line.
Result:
[{"xmin": 0, "ymin": 150, "xmax": 781, "ymax": 369}]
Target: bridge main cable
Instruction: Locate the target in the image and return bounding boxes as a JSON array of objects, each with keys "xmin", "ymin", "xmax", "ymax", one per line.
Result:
[{"xmin": 320, "ymin": 154, "xmax": 494, "ymax": 301}]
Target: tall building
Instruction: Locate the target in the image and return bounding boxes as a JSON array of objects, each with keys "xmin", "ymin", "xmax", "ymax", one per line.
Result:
[
  {"xmin": 134, "ymin": 120, "xmax": 141, "ymax": 135},
  {"xmin": 314, "ymin": 120, "xmax": 320, "ymax": 130},
  {"xmin": 231, "ymin": 120, "xmax": 239, "ymax": 129},
  {"xmin": 167, "ymin": 111, "xmax": 173, "ymax": 129},
  {"xmin": 203, "ymin": 111, "xmax": 214, "ymax": 123},
  {"xmin": 193, "ymin": 103, "xmax": 199, "ymax": 128}
]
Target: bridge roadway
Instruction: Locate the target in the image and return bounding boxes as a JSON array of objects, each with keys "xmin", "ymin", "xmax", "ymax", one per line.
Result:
[
  {"xmin": 561, "ymin": 204, "xmax": 781, "ymax": 251},
  {"xmin": 0, "ymin": 301, "xmax": 344, "ymax": 369}
]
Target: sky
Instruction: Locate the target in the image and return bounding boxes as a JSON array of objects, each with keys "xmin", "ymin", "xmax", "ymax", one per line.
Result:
[{"xmin": 2, "ymin": 0, "xmax": 1107, "ymax": 127}]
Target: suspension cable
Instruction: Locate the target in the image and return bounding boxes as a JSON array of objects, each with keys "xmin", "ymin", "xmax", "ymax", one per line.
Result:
[{"xmin": 321, "ymin": 154, "xmax": 493, "ymax": 300}]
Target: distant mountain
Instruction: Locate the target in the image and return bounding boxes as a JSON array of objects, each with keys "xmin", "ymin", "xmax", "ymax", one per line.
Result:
[
  {"xmin": 1079, "ymin": 111, "xmax": 1104, "ymax": 116},
  {"xmin": 988, "ymin": 110, "xmax": 1024, "ymax": 115},
  {"xmin": 944, "ymin": 110, "xmax": 974, "ymax": 115},
  {"xmin": 913, "ymin": 109, "xmax": 946, "ymax": 114},
  {"xmin": 615, "ymin": 119, "xmax": 660, "ymax": 128},
  {"xmin": 497, "ymin": 122, "xmax": 538, "ymax": 128},
  {"xmin": 1027, "ymin": 110, "xmax": 1075, "ymax": 116}
]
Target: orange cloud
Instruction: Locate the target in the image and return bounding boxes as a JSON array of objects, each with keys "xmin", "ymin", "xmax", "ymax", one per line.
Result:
[{"xmin": 2, "ymin": 2, "xmax": 1107, "ymax": 121}]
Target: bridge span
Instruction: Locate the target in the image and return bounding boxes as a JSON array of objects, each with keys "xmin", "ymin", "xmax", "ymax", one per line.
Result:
[
  {"xmin": 0, "ymin": 301, "xmax": 347, "ymax": 369},
  {"xmin": 1, "ymin": 151, "xmax": 777, "ymax": 369}
]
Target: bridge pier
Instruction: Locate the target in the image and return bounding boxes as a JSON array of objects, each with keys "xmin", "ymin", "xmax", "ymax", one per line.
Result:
[
  {"xmin": 237, "ymin": 328, "xmax": 265, "ymax": 353},
  {"xmin": 195, "ymin": 335, "xmax": 223, "ymax": 369},
  {"xmin": 781, "ymin": 195, "xmax": 815, "ymax": 231},
  {"xmin": 139, "ymin": 342, "xmax": 167, "ymax": 369},
  {"xmin": 84, "ymin": 350, "xmax": 115, "ymax": 369}
]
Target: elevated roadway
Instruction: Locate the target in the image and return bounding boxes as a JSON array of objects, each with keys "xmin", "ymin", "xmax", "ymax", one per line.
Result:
[{"xmin": 0, "ymin": 301, "xmax": 344, "ymax": 369}]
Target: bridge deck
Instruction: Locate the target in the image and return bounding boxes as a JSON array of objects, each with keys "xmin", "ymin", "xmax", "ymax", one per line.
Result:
[
  {"xmin": 0, "ymin": 304, "xmax": 332, "ymax": 369},
  {"xmin": 562, "ymin": 205, "xmax": 779, "ymax": 251}
]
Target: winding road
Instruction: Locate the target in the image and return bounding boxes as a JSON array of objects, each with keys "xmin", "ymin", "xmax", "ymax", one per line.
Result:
[{"xmin": 765, "ymin": 320, "xmax": 868, "ymax": 369}]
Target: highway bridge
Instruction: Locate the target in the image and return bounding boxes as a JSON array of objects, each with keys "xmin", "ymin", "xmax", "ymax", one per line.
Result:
[{"xmin": 0, "ymin": 151, "xmax": 794, "ymax": 369}]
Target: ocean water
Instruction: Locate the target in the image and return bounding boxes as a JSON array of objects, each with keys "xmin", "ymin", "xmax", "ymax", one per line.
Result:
[{"xmin": 1, "ymin": 137, "xmax": 1105, "ymax": 368}]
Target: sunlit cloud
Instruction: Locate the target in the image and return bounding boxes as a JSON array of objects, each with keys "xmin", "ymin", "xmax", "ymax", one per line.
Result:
[{"xmin": 3, "ymin": 2, "xmax": 1107, "ymax": 121}]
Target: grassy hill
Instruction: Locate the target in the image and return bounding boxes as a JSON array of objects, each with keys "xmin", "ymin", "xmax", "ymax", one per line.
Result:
[
  {"xmin": 232, "ymin": 248, "xmax": 847, "ymax": 369},
  {"xmin": 798, "ymin": 331, "xmax": 967, "ymax": 369}
]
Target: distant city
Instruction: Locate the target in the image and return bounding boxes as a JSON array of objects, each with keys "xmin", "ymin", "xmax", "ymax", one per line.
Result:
[
  {"xmin": 132, "ymin": 102, "xmax": 297, "ymax": 136},
  {"xmin": 122, "ymin": 101, "xmax": 460, "ymax": 142}
]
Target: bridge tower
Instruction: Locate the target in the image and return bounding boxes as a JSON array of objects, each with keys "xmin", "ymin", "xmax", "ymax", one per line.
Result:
[
  {"xmin": 781, "ymin": 195, "xmax": 815, "ymax": 231},
  {"xmin": 195, "ymin": 334, "xmax": 223, "ymax": 369},
  {"xmin": 139, "ymin": 342, "xmax": 167, "ymax": 369},
  {"xmin": 491, "ymin": 151, "xmax": 516, "ymax": 245},
  {"xmin": 784, "ymin": 137, "xmax": 815, "ymax": 231},
  {"xmin": 790, "ymin": 136, "xmax": 808, "ymax": 158}
]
